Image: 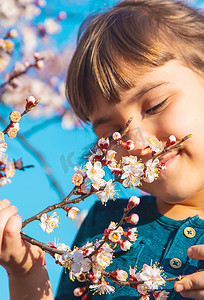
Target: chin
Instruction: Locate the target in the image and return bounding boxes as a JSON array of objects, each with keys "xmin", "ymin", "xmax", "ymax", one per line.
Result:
[{"xmin": 140, "ymin": 175, "xmax": 201, "ymax": 204}]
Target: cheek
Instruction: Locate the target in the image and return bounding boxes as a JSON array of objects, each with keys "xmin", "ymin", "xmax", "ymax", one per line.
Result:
[{"xmin": 154, "ymin": 99, "xmax": 198, "ymax": 140}]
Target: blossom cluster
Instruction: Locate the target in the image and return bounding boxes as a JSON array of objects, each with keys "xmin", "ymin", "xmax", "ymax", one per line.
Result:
[
  {"xmin": 20, "ymin": 127, "xmax": 189, "ymax": 298},
  {"xmin": 32, "ymin": 132, "xmax": 184, "ymax": 298},
  {"xmin": 45, "ymin": 196, "xmax": 168, "ymax": 299},
  {"xmin": 0, "ymin": 0, "xmax": 78, "ymax": 129},
  {"xmin": 0, "ymin": 95, "xmax": 40, "ymax": 187},
  {"xmin": 70, "ymin": 132, "xmax": 176, "ymax": 206}
]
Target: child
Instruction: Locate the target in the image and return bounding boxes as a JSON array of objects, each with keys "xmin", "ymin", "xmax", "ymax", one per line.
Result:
[{"xmin": 1, "ymin": 0, "xmax": 204, "ymax": 299}]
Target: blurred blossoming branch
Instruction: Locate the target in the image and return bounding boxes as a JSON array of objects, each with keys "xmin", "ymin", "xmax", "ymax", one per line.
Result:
[{"xmin": 0, "ymin": 0, "xmax": 81, "ymax": 198}]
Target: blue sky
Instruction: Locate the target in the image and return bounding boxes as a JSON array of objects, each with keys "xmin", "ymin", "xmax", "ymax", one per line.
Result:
[{"xmin": 1, "ymin": 0, "xmax": 204, "ymax": 299}]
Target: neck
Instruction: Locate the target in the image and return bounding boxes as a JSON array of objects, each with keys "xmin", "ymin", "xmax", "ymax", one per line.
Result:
[{"xmin": 156, "ymin": 188, "xmax": 204, "ymax": 220}]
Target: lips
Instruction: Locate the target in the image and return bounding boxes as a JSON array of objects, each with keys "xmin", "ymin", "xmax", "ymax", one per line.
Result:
[{"xmin": 158, "ymin": 149, "xmax": 180, "ymax": 166}]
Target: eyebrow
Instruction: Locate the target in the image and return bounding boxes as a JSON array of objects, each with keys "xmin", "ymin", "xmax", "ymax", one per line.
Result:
[
  {"xmin": 92, "ymin": 81, "xmax": 170, "ymax": 130},
  {"xmin": 127, "ymin": 81, "xmax": 170, "ymax": 105}
]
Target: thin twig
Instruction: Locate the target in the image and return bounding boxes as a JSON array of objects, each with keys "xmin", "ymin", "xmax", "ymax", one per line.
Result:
[
  {"xmin": 152, "ymin": 134, "xmax": 192, "ymax": 161},
  {"xmin": 22, "ymin": 189, "xmax": 96, "ymax": 228},
  {"xmin": 20, "ymin": 232, "xmax": 64, "ymax": 255},
  {"xmin": 0, "ymin": 58, "xmax": 44, "ymax": 90}
]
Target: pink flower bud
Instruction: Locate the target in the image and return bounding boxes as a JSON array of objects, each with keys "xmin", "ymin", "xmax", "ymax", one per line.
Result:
[
  {"xmin": 34, "ymin": 52, "xmax": 41, "ymax": 60},
  {"xmin": 76, "ymin": 274, "xmax": 86, "ymax": 282},
  {"xmin": 87, "ymin": 272, "xmax": 100, "ymax": 284},
  {"xmin": 35, "ymin": 60, "xmax": 44, "ymax": 69},
  {"xmin": 14, "ymin": 62, "xmax": 25, "ymax": 73},
  {"xmin": 125, "ymin": 213, "xmax": 139, "ymax": 225},
  {"xmin": 98, "ymin": 138, "xmax": 110, "ymax": 149},
  {"xmin": 122, "ymin": 140, "xmax": 135, "ymax": 151},
  {"xmin": 64, "ymin": 206, "xmax": 80, "ymax": 220},
  {"xmin": 26, "ymin": 95, "xmax": 36, "ymax": 104},
  {"xmin": 24, "ymin": 60, "xmax": 30, "ymax": 68},
  {"xmin": 26, "ymin": 95, "xmax": 36, "ymax": 109},
  {"xmin": 35, "ymin": 0, "xmax": 46, "ymax": 7},
  {"xmin": 115, "ymin": 269, "xmax": 128, "ymax": 281},
  {"xmin": 57, "ymin": 11, "xmax": 67, "ymax": 20},
  {"xmin": 166, "ymin": 135, "xmax": 176, "ymax": 147},
  {"xmin": 127, "ymin": 196, "xmax": 140, "ymax": 209},
  {"xmin": 119, "ymin": 239, "xmax": 132, "ymax": 251},
  {"xmin": 73, "ymin": 287, "xmax": 86, "ymax": 297},
  {"xmin": 112, "ymin": 131, "xmax": 121, "ymax": 141},
  {"xmin": 72, "ymin": 173, "xmax": 83, "ymax": 186},
  {"xmin": 6, "ymin": 29, "xmax": 18, "ymax": 39}
]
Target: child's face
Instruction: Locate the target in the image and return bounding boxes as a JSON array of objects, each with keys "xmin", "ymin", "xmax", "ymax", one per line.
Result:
[{"xmin": 89, "ymin": 60, "xmax": 204, "ymax": 205}]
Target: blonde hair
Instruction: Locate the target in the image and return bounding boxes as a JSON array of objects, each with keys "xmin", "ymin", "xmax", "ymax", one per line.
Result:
[{"xmin": 66, "ymin": 0, "xmax": 204, "ymax": 122}]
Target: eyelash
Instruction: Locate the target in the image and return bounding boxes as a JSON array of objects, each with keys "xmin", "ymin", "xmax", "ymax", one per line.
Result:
[{"xmin": 145, "ymin": 98, "xmax": 168, "ymax": 114}]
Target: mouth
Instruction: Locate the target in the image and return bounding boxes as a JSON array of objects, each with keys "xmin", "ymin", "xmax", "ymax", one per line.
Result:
[{"xmin": 159, "ymin": 148, "xmax": 181, "ymax": 167}]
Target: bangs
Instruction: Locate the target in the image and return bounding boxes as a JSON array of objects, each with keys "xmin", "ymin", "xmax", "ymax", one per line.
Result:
[{"xmin": 66, "ymin": 0, "xmax": 202, "ymax": 122}]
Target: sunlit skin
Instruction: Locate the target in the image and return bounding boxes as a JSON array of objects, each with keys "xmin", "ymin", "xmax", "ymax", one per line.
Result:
[{"xmin": 89, "ymin": 60, "xmax": 204, "ymax": 221}]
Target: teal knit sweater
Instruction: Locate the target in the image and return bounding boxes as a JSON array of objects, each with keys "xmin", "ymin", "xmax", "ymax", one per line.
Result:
[{"xmin": 56, "ymin": 195, "xmax": 204, "ymax": 299}]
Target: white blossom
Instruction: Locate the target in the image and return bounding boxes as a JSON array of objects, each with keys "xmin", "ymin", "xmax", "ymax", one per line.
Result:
[
  {"xmin": 137, "ymin": 264, "xmax": 166, "ymax": 290},
  {"xmin": 143, "ymin": 159, "xmax": 160, "ymax": 183},
  {"xmin": 0, "ymin": 176, "xmax": 11, "ymax": 187},
  {"xmin": 47, "ymin": 241, "xmax": 70, "ymax": 265},
  {"xmin": 148, "ymin": 138, "xmax": 163, "ymax": 153},
  {"xmin": 66, "ymin": 206, "xmax": 80, "ymax": 221},
  {"xmin": 121, "ymin": 161, "xmax": 144, "ymax": 188},
  {"xmin": 153, "ymin": 290, "xmax": 169, "ymax": 300},
  {"xmin": 91, "ymin": 243, "xmax": 113, "ymax": 275},
  {"xmin": 65, "ymin": 248, "xmax": 92, "ymax": 276},
  {"xmin": 96, "ymin": 179, "xmax": 116, "ymax": 204},
  {"xmin": 5, "ymin": 161, "xmax": 15, "ymax": 178},
  {"xmin": 89, "ymin": 279, "xmax": 115, "ymax": 295},
  {"xmin": 124, "ymin": 227, "xmax": 137, "ymax": 241},
  {"xmin": 86, "ymin": 161, "xmax": 105, "ymax": 182},
  {"xmin": 40, "ymin": 212, "xmax": 59, "ymax": 234},
  {"xmin": 91, "ymin": 178, "xmax": 106, "ymax": 191}
]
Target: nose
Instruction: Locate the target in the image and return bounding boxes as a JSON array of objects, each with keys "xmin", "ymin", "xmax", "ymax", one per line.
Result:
[{"xmin": 125, "ymin": 121, "xmax": 153, "ymax": 162}]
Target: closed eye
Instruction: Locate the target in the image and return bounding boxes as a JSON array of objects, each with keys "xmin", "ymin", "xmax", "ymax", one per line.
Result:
[{"xmin": 145, "ymin": 98, "xmax": 168, "ymax": 114}]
